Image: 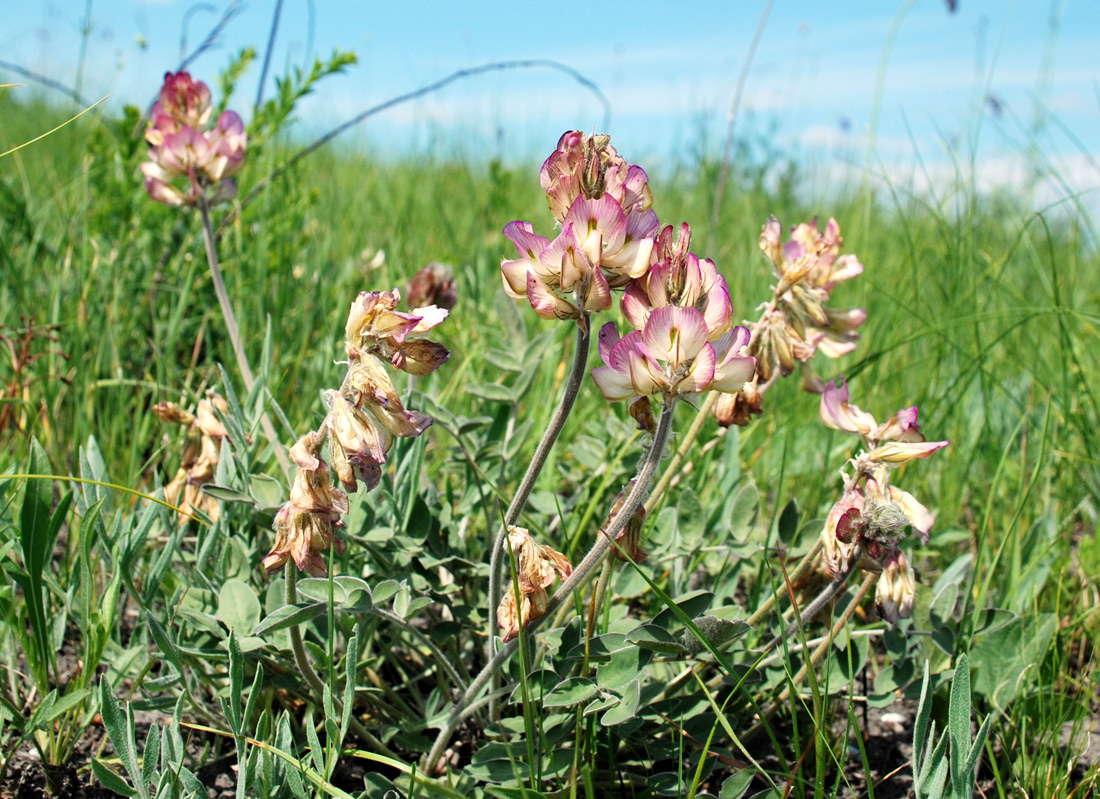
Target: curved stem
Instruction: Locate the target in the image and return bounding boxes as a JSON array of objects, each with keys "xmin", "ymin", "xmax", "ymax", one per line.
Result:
[
  {"xmin": 646, "ymin": 392, "xmax": 717, "ymax": 513},
  {"xmin": 284, "ymin": 564, "xmax": 327, "ymax": 696},
  {"xmin": 197, "ymin": 198, "xmax": 290, "ymax": 475},
  {"xmin": 426, "ymin": 399, "xmax": 675, "ymax": 773},
  {"xmin": 487, "ymin": 321, "xmax": 590, "ymax": 656}
]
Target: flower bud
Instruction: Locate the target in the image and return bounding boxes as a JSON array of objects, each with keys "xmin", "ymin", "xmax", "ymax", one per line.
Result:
[
  {"xmin": 603, "ymin": 483, "xmax": 648, "ymax": 564},
  {"xmin": 628, "ymin": 396, "xmax": 656, "ymax": 433},
  {"xmin": 876, "ymin": 550, "xmax": 916, "ymax": 624},
  {"xmin": 713, "ymin": 378, "xmax": 763, "ymax": 427}
]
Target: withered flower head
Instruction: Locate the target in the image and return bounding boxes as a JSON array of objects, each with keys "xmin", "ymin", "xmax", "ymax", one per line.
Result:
[
  {"xmin": 262, "ymin": 432, "xmax": 348, "ymax": 576},
  {"xmin": 497, "ymin": 526, "xmax": 572, "ymax": 642},
  {"xmin": 875, "ymin": 549, "xmax": 916, "ymax": 624},
  {"xmin": 405, "ymin": 262, "xmax": 457, "ymax": 311},
  {"xmin": 714, "ymin": 377, "xmax": 764, "ymax": 428},
  {"xmin": 325, "ymin": 390, "xmax": 391, "ymax": 493},
  {"xmin": 154, "ymin": 391, "xmax": 230, "ymax": 524}
]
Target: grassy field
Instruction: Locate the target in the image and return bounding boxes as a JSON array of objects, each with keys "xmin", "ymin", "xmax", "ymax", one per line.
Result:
[{"xmin": 0, "ymin": 76, "xmax": 1098, "ymax": 799}]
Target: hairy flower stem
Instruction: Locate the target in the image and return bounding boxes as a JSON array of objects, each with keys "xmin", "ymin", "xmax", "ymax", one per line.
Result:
[
  {"xmin": 197, "ymin": 198, "xmax": 290, "ymax": 475},
  {"xmin": 763, "ymin": 559, "xmax": 857, "ymax": 653},
  {"xmin": 426, "ymin": 400, "xmax": 675, "ymax": 773},
  {"xmin": 284, "ymin": 564, "xmax": 327, "ymax": 696},
  {"xmin": 746, "ymin": 539, "xmax": 823, "ymax": 628},
  {"xmin": 487, "ymin": 321, "xmax": 590, "ymax": 653}
]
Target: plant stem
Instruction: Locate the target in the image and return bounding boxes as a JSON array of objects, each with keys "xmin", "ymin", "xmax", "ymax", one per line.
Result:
[
  {"xmin": 646, "ymin": 392, "xmax": 717, "ymax": 513},
  {"xmin": 426, "ymin": 399, "xmax": 675, "ymax": 773},
  {"xmin": 282, "ymin": 563, "xmax": 398, "ymax": 759},
  {"xmin": 487, "ymin": 322, "xmax": 589, "ymax": 654},
  {"xmin": 762, "ymin": 559, "xmax": 857, "ymax": 653},
  {"xmin": 197, "ymin": 197, "xmax": 290, "ymax": 475},
  {"xmin": 746, "ymin": 539, "xmax": 823, "ymax": 628},
  {"xmin": 746, "ymin": 570, "xmax": 877, "ymax": 738}
]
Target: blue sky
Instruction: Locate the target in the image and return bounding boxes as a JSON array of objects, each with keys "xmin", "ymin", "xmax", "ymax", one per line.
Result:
[{"xmin": 4, "ymin": 1, "xmax": 1099, "ymax": 207}]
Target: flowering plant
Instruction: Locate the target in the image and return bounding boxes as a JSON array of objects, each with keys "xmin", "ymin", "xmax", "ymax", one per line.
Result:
[{"xmin": 140, "ymin": 71, "xmax": 247, "ymax": 207}]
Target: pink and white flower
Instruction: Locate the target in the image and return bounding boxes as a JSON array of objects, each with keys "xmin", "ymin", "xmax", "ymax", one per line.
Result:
[{"xmin": 592, "ymin": 306, "xmax": 755, "ymax": 402}]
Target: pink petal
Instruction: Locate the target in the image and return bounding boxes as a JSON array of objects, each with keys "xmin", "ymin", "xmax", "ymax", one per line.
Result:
[
  {"xmin": 869, "ymin": 439, "xmax": 950, "ymax": 464},
  {"xmin": 409, "ymin": 305, "xmax": 449, "ymax": 333},
  {"xmin": 526, "ymin": 272, "xmax": 578, "ymax": 320},
  {"xmin": 626, "ymin": 348, "xmax": 663, "ymax": 396},
  {"xmin": 702, "ymin": 274, "xmax": 733, "ymax": 339},
  {"xmin": 621, "ymin": 282, "xmax": 652, "ymax": 331},
  {"xmin": 503, "ymin": 220, "xmax": 551, "ymax": 259},
  {"xmin": 642, "ymin": 306, "xmax": 709, "ymax": 371},
  {"xmin": 674, "ymin": 342, "xmax": 716, "ymax": 394},
  {"xmin": 564, "ymin": 196, "xmax": 627, "ymax": 263},
  {"xmin": 602, "ymin": 236, "xmax": 654, "ymax": 279},
  {"xmin": 583, "ymin": 265, "xmax": 612, "ymax": 313},
  {"xmin": 500, "ymin": 259, "xmax": 532, "ymax": 298},
  {"xmin": 597, "ymin": 322, "xmax": 621, "ymax": 366},
  {"xmin": 591, "ymin": 365, "xmax": 636, "ymax": 401},
  {"xmin": 819, "ymin": 378, "xmax": 876, "ymax": 436}
]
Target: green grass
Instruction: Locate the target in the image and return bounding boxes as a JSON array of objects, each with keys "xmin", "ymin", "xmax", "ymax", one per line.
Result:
[{"xmin": 0, "ymin": 82, "xmax": 1098, "ymax": 798}]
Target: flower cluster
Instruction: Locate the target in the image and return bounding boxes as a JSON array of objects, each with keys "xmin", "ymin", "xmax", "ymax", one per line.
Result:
[
  {"xmin": 153, "ymin": 391, "xmax": 234, "ymax": 523},
  {"xmin": 141, "ymin": 71, "xmax": 247, "ymax": 207},
  {"xmin": 500, "ymin": 132, "xmax": 757, "ymax": 418},
  {"xmin": 497, "ymin": 526, "xmax": 573, "ymax": 643},
  {"xmin": 262, "ymin": 288, "xmax": 450, "ymax": 575},
  {"xmin": 501, "ymin": 132, "xmax": 660, "ymax": 324},
  {"xmin": 751, "ymin": 218, "xmax": 865, "ymax": 387},
  {"xmin": 592, "ymin": 221, "xmax": 756, "ymax": 411},
  {"xmin": 817, "ymin": 379, "xmax": 949, "ymax": 621},
  {"xmin": 712, "ymin": 218, "xmax": 865, "ymax": 427}
]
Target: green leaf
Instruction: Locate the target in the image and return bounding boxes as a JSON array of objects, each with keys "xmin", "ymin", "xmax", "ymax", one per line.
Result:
[
  {"xmin": 297, "ymin": 577, "xmax": 348, "ymax": 604},
  {"xmin": 141, "ymin": 721, "xmax": 160, "ymax": 790},
  {"xmin": 969, "ymin": 612, "xmax": 1056, "ymax": 708},
  {"xmin": 542, "ymin": 678, "xmax": 598, "ymax": 708},
  {"xmin": 200, "ymin": 484, "xmax": 255, "ymax": 504},
  {"xmin": 676, "ymin": 489, "xmax": 705, "ymax": 549},
  {"xmin": 720, "ymin": 770, "xmax": 754, "ymax": 799},
  {"xmin": 775, "ymin": 497, "xmax": 800, "ymax": 545},
  {"xmin": 92, "ymin": 759, "xmax": 137, "ymax": 797},
  {"xmin": 248, "ymin": 474, "xmax": 285, "ymax": 509},
  {"xmin": 564, "ymin": 632, "xmax": 629, "ymax": 662},
  {"xmin": 216, "ymin": 579, "xmax": 261, "ymax": 635},
  {"xmin": 225, "ymin": 633, "xmax": 244, "ymax": 732},
  {"xmin": 652, "ymin": 591, "xmax": 714, "ymax": 630},
  {"xmin": 28, "ymin": 687, "xmax": 90, "ymax": 730},
  {"xmin": 627, "ymin": 623, "xmax": 689, "ymax": 654},
  {"xmin": 600, "ymin": 678, "xmax": 640, "ymax": 726},
  {"xmin": 727, "ymin": 478, "xmax": 761, "ymax": 541},
  {"xmin": 466, "ymin": 382, "xmax": 515, "ymax": 403},
  {"xmin": 98, "ymin": 679, "xmax": 149, "ymax": 799},
  {"xmin": 253, "ymin": 602, "xmax": 326, "ymax": 636},
  {"xmin": 948, "ymin": 654, "xmax": 971, "ymax": 795},
  {"xmin": 597, "ymin": 644, "xmax": 652, "ymax": 690}
]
